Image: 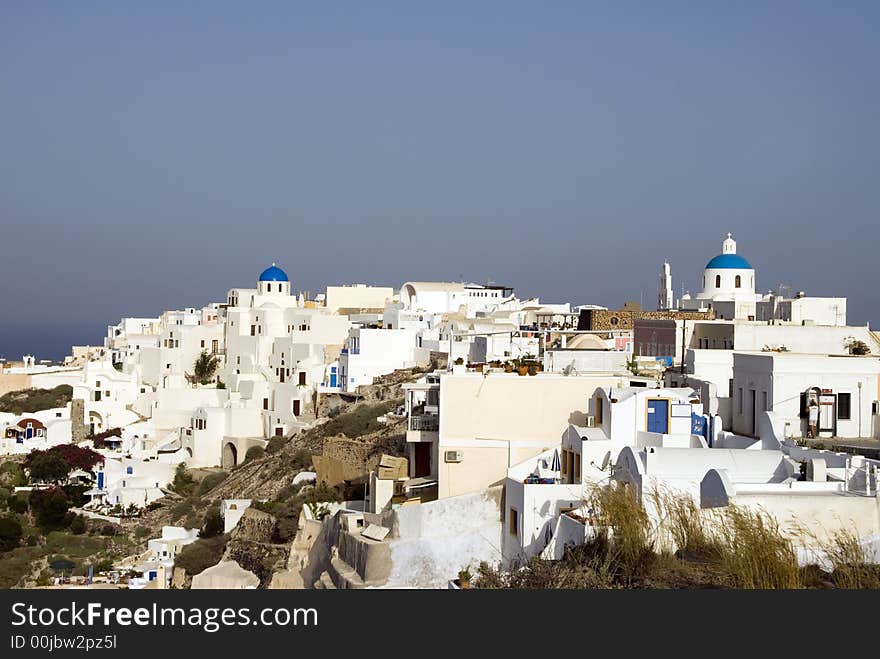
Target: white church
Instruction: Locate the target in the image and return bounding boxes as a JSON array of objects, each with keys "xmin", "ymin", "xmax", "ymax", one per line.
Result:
[{"xmin": 662, "ymin": 233, "xmax": 847, "ymax": 326}]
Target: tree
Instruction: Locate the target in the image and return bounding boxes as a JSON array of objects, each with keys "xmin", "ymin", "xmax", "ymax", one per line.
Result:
[
  {"xmin": 25, "ymin": 445, "xmax": 103, "ymax": 480},
  {"xmin": 193, "ymin": 351, "xmax": 221, "ymax": 385},
  {"xmin": 25, "ymin": 453, "xmax": 70, "ymax": 483},
  {"xmin": 28, "ymin": 487, "xmax": 72, "ymax": 531},
  {"xmin": 48, "ymin": 445, "xmax": 103, "ymax": 471},
  {"xmin": 0, "ymin": 516, "xmax": 22, "ymax": 552},
  {"xmin": 171, "ymin": 463, "xmax": 196, "ymax": 496}
]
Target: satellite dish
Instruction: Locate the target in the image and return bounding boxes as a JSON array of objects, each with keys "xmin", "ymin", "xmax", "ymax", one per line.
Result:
[{"xmin": 600, "ymin": 451, "xmax": 611, "ymax": 471}]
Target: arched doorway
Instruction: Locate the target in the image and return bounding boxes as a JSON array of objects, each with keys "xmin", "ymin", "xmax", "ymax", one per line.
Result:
[
  {"xmin": 222, "ymin": 442, "xmax": 238, "ymax": 469},
  {"xmin": 88, "ymin": 411, "xmax": 104, "ymax": 437}
]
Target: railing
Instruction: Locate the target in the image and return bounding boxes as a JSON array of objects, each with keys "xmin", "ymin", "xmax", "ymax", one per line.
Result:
[{"xmin": 409, "ymin": 415, "xmax": 439, "ymax": 431}]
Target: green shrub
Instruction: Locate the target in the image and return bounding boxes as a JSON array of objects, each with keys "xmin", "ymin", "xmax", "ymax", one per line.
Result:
[
  {"xmin": 0, "ymin": 385, "xmax": 73, "ymax": 415},
  {"xmin": 0, "ymin": 462, "xmax": 27, "ymax": 488},
  {"xmin": 244, "ymin": 446, "xmax": 265, "ymax": 463},
  {"xmin": 291, "ymin": 449, "xmax": 313, "ymax": 470},
  {"xmin": 313, "ymin": 400, "xmax": 399, "ymax": 439},
  {"xmin": 68, "ymin": 515, "xmax": 87, "ymax": 535},
  {"xmin": 7, "ymin": 494, "xmax": 28, "ymax": 514},
  {"xmin": 266, "ymin": 436, "xmax": 287, "ymax": 454},
  {"xmin": 0, "ymin": 515, "xmax": 23, "ymax": 552},
  {"xmin": 100, "ymin": 524, "xmax": 120, "ymax": 537},
  {"xmin": 199, "ymin": 506, "xmax": 223, "ymax": 538},
  {"xmin": 175, "ymin": 536, "xmax": 227, "ymax": 576},
  {"xmin": 29, "ymin": 487, "xmax": 72, "ymax": 532},
  {"xmin": 171, "ymin": 463, "xmax": 196, "ymax": 496},
  {"xmin": 170, "ymin": 498, "xmax": 195, "ymax": 522},
  {"xmin": 196, "ymin": 471, "xmax": 228, "ymax": 496},
  {"xmin": 94, "ymin": 558, "xmax": 114, "ymax": 573}
]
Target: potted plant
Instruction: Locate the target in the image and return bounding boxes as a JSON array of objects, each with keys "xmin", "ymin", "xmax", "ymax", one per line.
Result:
[{"xmin": 458, "ymin": 568, "xmax": 472, "ymax": 589}]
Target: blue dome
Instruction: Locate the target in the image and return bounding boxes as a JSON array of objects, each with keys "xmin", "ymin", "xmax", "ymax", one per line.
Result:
[
  {"xmin": 258, "ymin": 264, "xmax": 289, "ymax": 282},
  {"xmin": 705, "ymin": 254, "xmax": 752, "ymax": 270}
]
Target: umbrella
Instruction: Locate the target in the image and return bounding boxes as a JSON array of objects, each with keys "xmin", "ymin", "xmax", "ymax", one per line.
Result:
[
  {"xmin": 550, "ymin": 449, "xmax": 561, "ymax": 473},
  {"xmin": 50, "ymin": 559, "xmax": 75, "ymax": 572}
]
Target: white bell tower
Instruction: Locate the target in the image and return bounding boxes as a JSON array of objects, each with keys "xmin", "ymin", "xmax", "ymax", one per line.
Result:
[
  {"xmin": 657, "ymin": 261, "xmax": 674, "ymax": 311},
  {"xmin": 722, "ymin": 232, "xmax": 736, "ymax": 255}
]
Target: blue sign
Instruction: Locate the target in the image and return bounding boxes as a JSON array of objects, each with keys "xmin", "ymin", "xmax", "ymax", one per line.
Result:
[{"xmin": 691, "ymin": 413, "xmax": 705, "ymax": 436}]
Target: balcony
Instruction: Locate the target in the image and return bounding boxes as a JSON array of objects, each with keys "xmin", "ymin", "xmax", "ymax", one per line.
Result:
[{"xmin": 409, "ymin": 415, "xmax": 439, "ymax": 432}]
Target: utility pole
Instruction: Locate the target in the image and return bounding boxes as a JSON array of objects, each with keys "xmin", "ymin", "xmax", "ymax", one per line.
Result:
[
  {"xmin": 680, "ymin": 319, "xmax": 687, "ymax": 375},
  {"xmin": 858, "ymin": 380, "xmax": 863, "ymax": 437}
]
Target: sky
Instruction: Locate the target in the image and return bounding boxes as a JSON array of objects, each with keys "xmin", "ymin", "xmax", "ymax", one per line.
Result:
[{"xmin": 1, "ymin": 2, "xmax": 878, "ymax": 360}]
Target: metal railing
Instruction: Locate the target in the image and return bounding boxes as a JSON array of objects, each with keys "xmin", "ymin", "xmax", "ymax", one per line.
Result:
[{"xmin": 409, "ymin": 415, "xmax": 439, "ymax": 431}]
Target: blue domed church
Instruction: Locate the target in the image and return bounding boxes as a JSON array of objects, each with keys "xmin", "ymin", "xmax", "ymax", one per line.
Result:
[{"xmin": 677, "ymin": 234, "xmax": 762, "ymax": 320}]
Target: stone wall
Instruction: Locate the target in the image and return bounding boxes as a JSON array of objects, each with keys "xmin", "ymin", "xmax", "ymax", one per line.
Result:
[
  {"xmin": 578, "ymin": 308, "xmax": 712, "ymax": 331},
  {"xmin": 70, "ymin": 399, "xmax": 87, "ymax": 443}
]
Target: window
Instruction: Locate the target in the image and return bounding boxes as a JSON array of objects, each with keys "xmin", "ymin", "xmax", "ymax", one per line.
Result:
[
  {"xmin": 738, "ymin": 388, "xmax": 743, "ymax": 414},
  {"xmin": 508, "ymin": 508, "xmax": 518, "ymax": 536},
  {"xmin": 595, "ymin": 396, "xmax": 603, "ymax": 424},
  {"xmin": 715, "ymin": 274, "xmax": 721, "ymax": 288},
  {"xmin": 200, "ymin": 340, "xmax": 205, "ymax": 348},
  {"xmin": 574, "ymin": 454, "xmax": 581, "ymax": 481},
  {"xmin": 299, "ymin": 371, "xmax": 307, "ymax": 386},
  {"xmin": 735, "ymin": 275, "xmax": 741, "ymax": 288},
  {"xmin": 251, "ymin": 325, "xmax": 256, "ymax": 336},
  {"xmin": 837, "ymin": 393, "xmax": 851, "ymax": 420}
]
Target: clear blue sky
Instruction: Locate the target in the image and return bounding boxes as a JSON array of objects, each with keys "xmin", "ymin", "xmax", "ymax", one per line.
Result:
[{"xmin": 2, "ymin": 2, "xmax": 878, "ymax": 359}]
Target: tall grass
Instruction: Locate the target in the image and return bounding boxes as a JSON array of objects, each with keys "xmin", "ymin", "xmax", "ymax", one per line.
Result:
[
  {"xmin": 713, "ymin": 505, "xmax": 801, "ymax": 589},
  {"xmin": 794, "ymin": 524, "xmax": 880, "ymax": 590},
  {"xmin": 476, "ymin": 484, "xmax": 878, "ymax": 589},
  {"xmin": 649, "ymin": 488, "xmax": 801, "ymax": 588}
]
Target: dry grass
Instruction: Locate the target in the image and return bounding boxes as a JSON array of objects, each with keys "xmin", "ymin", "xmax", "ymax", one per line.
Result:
[
  {"xmin": 713, "ymin": 505, "xmax": 801, "ymax": 589},
  {"xmin": 477, "ymin": 484, "xmax": 879, "ymax": 589}
]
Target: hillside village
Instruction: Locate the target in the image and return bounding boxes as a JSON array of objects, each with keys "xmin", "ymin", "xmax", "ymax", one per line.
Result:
[{"xmin": 1, "ymin": 233, "xmax": 880, "ymax": 589}]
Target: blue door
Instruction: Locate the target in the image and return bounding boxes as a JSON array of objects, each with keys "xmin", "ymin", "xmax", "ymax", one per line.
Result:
[
  {"xmin": 25, "ymin": 426, "xmax": 33, "ymax": 439},
  {"xmin": 647, "ymin": 399, "xmax": 669, "ymax": 434},
  {"xmin": 329, "ymin": 367, "xmax": 337, "ymax": 388}
]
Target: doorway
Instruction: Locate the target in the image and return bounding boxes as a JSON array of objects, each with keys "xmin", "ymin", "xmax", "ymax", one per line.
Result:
[
  {"xmin": 413, "ymin": 442, "xmax": 431, "ymax": 477},
  {"xmin": 646, "ymin": 399, "xmax": 669, "ymax": 434}
]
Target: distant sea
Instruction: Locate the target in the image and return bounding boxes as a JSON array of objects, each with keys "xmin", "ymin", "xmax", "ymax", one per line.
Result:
[{"xmin": 0, "ymin": 324, "xmax": 105, "ymax": 364}]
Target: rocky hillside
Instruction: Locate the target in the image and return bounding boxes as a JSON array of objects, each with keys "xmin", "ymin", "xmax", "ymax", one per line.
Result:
[{"xmin": 121, "ymin": 368, "xmax": 426, "ymax": 586}]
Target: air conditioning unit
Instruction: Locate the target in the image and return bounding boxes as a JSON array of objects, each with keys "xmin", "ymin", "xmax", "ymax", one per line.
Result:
[
  {"xmin": 585, "ymin": 415, "xmax": 596, "ymax": 428},
  {"xmin": 444, "ymin": 450, "xmax": 463, "ymax": 463}
]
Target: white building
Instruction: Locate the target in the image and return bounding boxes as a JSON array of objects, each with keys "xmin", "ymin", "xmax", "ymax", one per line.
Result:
[
  {"xmin": 730, "ymin": 352, "xmax": 880, "ymax": 439},
  {"xmin": 221, "ymin": 499, "xmax": 253, "ymax": 534},
  {"xmin": 338, "ymin": 327, "xmax": 427, "ymax": 392}
]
